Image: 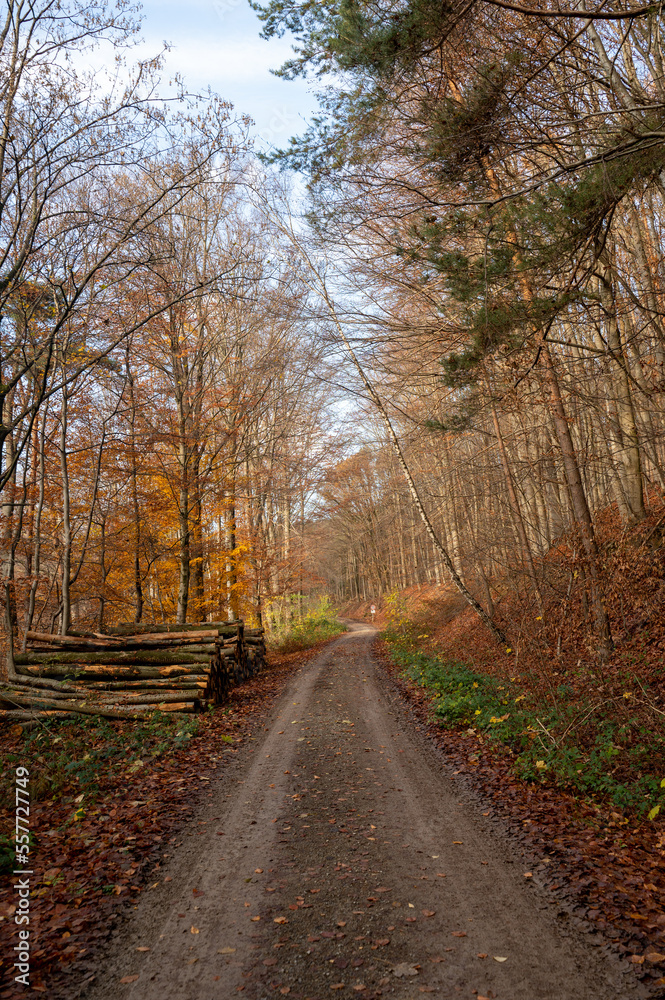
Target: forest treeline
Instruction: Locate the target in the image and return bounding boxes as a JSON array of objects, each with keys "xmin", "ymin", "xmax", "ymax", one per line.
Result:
[
  {"xmin": 3, "ymin": 0, "xmax": 665, "ymax": 663},
  {"xmin": 0, "ymin": 0, "xmax": 339, "ymax": 638},
  {"xmin": 254, "ymin": 0, "xmax": 665, "ymax": 661}
]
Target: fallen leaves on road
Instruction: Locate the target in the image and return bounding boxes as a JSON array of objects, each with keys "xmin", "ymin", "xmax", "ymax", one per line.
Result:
[
  {"xmin": 0, "ymin": 646, "xmax": 316, "ymax": 996},
  {"xmin": 377, "ymin": 637, "xmax": 665, "ymax": 976},
  {"xmin": 392, "ymin": 963, "xmax": 419, "ymax": 977}
]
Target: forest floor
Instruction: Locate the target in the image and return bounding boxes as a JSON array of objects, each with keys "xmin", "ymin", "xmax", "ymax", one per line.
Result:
[
  {"xmin": 11, "ymin": 621, "xmax": 657, "ymax": 1000},
  {"xmin": 346, "ymin": 578, "xmax": 665, "ymax": 995},
  {"xmin": 1, "ymin": 621, "xmax": 663, "ymax": 998},
  {"xmin": 0, "ymin": 640, "xmax": 332, "ymax": 998}
]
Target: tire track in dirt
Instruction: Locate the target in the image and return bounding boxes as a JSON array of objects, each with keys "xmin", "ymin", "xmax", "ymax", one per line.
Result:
[{"xmin": 85, "ymin": 623, "xmax": 633, "ymax": 1000}]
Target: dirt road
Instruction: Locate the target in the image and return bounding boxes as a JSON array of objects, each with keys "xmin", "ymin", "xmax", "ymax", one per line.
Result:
[{"xmin": 86, "ymin": 623, "xmax": 633, "ymax": 1000}]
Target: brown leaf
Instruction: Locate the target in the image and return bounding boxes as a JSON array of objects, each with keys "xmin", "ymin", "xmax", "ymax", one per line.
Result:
[
  {"xmin": 190, "ymin": 926, "xmax": 200, "ymax": 934},
  {"xmin": 392, "ymin": 963, "xmax": 419, "ymax": 978},
  {"xmin": 274, "ymin": 916, "xmax": 288, "ymax": 924},
  {"xmin": 120, "ymin": 975, "xmax": 139, "ymax": 984},
  {"xmin": 451, "ymin": 931, "xmax": 467, "ymax": 938},
  {"xmin": 422, "ymin": 909, "xmax": 435, "ymax": 918}
]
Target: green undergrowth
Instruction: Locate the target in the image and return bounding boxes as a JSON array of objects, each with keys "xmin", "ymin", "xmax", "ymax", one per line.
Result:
[
  {"xmin": 0, "ymin": 712, "xmax": 201, "ymax": 806},
  {"xmin": 385, "ymin": 637, "xmax": 665, "ymax": 819},
  {"xmin": 269, "ymin": 596, "xmax": 347, "ymax": 653}
]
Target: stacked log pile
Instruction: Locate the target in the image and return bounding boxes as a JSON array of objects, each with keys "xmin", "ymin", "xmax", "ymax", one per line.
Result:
[{"xmin": 0, "ymin": 621, "xmax": 266, "ymax": 723}]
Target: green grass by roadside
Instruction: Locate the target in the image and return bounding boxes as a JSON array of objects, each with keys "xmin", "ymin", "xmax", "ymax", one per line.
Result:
[
  {"xmin": 268, "ymin": 596, "xmax": 347, "ymax": 653},
  {"xmin": 384, "ymin": 627, "xmax": 665, "ymax": 820}
]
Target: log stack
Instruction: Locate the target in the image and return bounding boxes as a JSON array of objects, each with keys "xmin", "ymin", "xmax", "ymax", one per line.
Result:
[{"xmin": 1, "ymin": 620, "xmax": 266, "ymax": 722}]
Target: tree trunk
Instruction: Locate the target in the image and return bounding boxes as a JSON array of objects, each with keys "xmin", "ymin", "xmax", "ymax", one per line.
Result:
[
  {"xmin": 597, "ymin": 260, "xmax": 646, "ymax": 522},
  {"xmin": 59, "ymin": 386, "xmax": 72, "ymax": 636},
  {"xmin": 124, "ymin": 347, "xmax": 144, "ymax": 623},
  {"xmin": 540, "ymin": 341, "xmax": 613, "ymax": 658},
  {"xmin": 490, "ymin": 401, "xmax": 545, "ymax": 612}
]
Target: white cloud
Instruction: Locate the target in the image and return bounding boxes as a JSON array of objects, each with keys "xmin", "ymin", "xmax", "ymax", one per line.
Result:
[{"xmin": 142, "ymin": 35, "xmax": 295, "ymax": 86}]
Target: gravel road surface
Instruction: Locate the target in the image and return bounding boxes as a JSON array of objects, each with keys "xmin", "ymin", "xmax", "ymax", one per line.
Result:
[{"xmin": 85, "ymin": 623, "xmax": 633, "ymax": 1000}]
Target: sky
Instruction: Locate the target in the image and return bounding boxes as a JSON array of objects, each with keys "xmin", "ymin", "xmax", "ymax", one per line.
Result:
[{"xmin": 132, "ymin": 0, "xmax": 318, "ymax": 151}]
